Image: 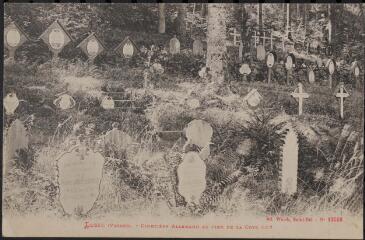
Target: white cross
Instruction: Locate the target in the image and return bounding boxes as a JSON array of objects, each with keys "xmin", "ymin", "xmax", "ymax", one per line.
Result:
[
  {"xmin": 252, "ymin": 31, "xmax": 273, "ymax": 49},
  {"xmin": 291, "ymin": 83, "xmax": 309, "ymax": 116},
  {"xmin": 335, "ymin": 83, "xmax": 349, "ymax": 119},
  {"xmin": 230, "ymin": 28, "xmax": 241, "ymax": 46}
]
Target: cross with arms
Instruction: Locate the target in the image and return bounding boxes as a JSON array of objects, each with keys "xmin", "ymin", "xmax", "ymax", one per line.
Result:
[
  {"xmin": 291, "ymin": 83, "xmax": 309, "ymax": 116},
  {"xmin": 335, "ymin": 82, "xmax": 349, "ymax": 119}
]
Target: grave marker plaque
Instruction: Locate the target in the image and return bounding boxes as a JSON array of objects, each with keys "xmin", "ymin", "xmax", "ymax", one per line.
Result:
[
  {"xmin": 101, "ymin": 96, "xmax": 115, "ymax": 110},
  {"xmin": 177, "ymin": 151, "xmax": 206, "ymax": 205},
  {"xmin": 77, "ymin": 33, "xmax": 105, "ymax": 61},
  {"xmin": 239, "ymin": 63, "xmax": 251, "ymax": 81},
  {"xmin": 4, "ymin": 92, "xmax": 20, "ymax": 115},
  {"xmin": 57, "ymin": 146, "xmax": 104, "ymax": 215},
  {"xmin": 115, "ymin": 37, "xmax": 139, "ymax": 59},
  {"xmin": 40, "ymin": 20, "xmax": 71, "ymax": 59},
  {"xmin": 4, "ymin": 22, "xmax": 28, "ymax": 60},
  {"xmin": 169, "ymin": 35, "xmax": 180, "ymax": 55},
  {"xmin": 192, "ymin": 39, "xmax": 204, "ymax": 56},
  {"xmin": 53, "ymin": 93, "xmax": 76, "ymax": 110},
  {"xmin": 285, "ymin": 54, "xmax": 294, "ymax": 85},
  {"xmin": 243, "ymin": 89, "xmax": 262, "ymax": 108},
  {"xmin": 351, "ymin": 61, "xmax": 361, "ymax": 89}
]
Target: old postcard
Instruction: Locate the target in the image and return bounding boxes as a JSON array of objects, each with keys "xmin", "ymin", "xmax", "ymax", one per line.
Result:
[{"xmin": 2, "ymin": 2, "xmax": 364, "ymax": 239}]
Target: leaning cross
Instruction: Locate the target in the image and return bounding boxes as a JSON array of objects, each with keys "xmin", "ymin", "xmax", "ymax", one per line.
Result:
[
  {"xmin": 335, "ymin": 82, "xmax": 349, "ymax": 119},
  {"xmin": 291, "ymin": 83, "xmax": 309, "ymax": 116}
]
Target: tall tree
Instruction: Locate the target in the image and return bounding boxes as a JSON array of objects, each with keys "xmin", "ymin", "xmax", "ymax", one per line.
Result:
[
  {"xmin": 258, "ymin": 4, "xmax": 263, "ymax": 32},
  {"xmin": 206, "ymin": 4, "xmax": 228, "ymax": 88},
  {"xmin": 158, "ymin": 3, "xmax": 166, "ymax": 34},
  {"xmin": 177, "ymin": 4, "xmax": 187, "ymax": 36}
]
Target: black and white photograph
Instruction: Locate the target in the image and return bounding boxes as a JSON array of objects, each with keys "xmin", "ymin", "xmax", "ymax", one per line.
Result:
[{"xmin": 2, "ymin": 2, "xmax": 364, "ymax": 238}]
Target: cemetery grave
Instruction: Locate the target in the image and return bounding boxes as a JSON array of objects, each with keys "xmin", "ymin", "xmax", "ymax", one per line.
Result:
[{"xmin": 3, "ymin": 3, "xmax": 364, "ymax": 224}]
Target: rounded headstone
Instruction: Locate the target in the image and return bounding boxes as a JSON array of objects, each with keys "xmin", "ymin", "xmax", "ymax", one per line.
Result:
[
  {"xmin": 54, "ymin": 94, "xmax": 75, "ymax": 110},
  {"xmin": 308, "ymin": 69, "xmax": 315, "ymax": 84},
  {"xmin": 169, "ymin": 36, "xmax": 180, "ymax": 55},
  {"xmin": 285, "ymin": 55, "xmax": 293, "ymax": 70},
  {"xmin": 177, "ymin": 151, "xmax": 206, "ymax": 205},
  {"xmin": 327, "ymin": 59, "xmax": 335, "ymax": 75},
  {"xmin": 123, "ymin": 42, "xmax": 134, "ymax": 58},
  {"xmin": 57, "ymin": 147, "xmax": 104, "ymax": 215},
  {"xmin": 185, "ymin": 120, "xmax": 213, "ymax": 148},
  {"xmin": 101, "ymin": 96, "xmax": 115, "ymax": 110},
  {"xmin": 256, "ymin": 45, "xmax": 266, "ymax": 61}
]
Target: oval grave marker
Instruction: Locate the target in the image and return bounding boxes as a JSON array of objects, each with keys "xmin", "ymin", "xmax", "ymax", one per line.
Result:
[
  {"xmin": 4, "ymin": 92, "xmax": 19, "ymax": 115},
  {"xmin": 185, "ymin": 119, "xmax": 213, "ymax": 148},
  {"xmin": 285, "ymin": 55, "xmax": 294, "ymax": 70},
  {"xmin": 123, "ymin": 42, "xmax": 134, "ymax": 58},
  {"xmin": 86, "ymin": 38, "xmax": 100, "ymax": 57},
  {"xmin": 53, "ymin": 93, "xmax": 76, "ymax": 110},
  {"xmin": 308, "ymin": 69, "xmax": 315, "ymax": 84},
  {"xmin": 6, "ymin": 28, "xmax": 21, "ymax": 48},
  {"xmin": 101, "ymin": 96, "xmax": 115, "ymax": 110},
  {"xmin": 266, "ymin": 52, "xmax": 275, "ymax": 68},
  {"xmin": 49, "ymin": 28, "xmax": 65, "ymax": 50},
  {"xmin": 57, "ymin": 147, "xmax": 104, "ymax": 215},
  {"xmin": 177, "ymin": 151, "xmax": 206, "ymax": 205},
  {"xmin": 328, "ymin": 59, "xmax": 335, "ymax": 75}
]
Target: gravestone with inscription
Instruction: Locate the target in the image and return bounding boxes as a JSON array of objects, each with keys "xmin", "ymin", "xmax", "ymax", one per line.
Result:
[
  {"xmin": 57, "ymin": 146, "xmax": 104, "ymax": 215},
  {"xmin": 169, "ymin": 35, "xmax": 180, "ymax": 55},
  {"xmin": 308, "ymin": 68, "xmax": 315, "ymax": 84},
  {"xmin": 115, "ymin": 37, "xmax": 139, "ymax": 59},
  {"xmin": 4, "ymin": 22, "xmax": 28, "ymax": 61},
  {"xmin": 77, "ymin": 33, "xmax": 105, "ymax": 62}
]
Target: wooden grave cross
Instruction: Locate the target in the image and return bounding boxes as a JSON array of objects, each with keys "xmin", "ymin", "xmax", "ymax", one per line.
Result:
[
  {"xmin": 229, "ymin": 28, "xmax": 241, "ymax": 47},
  {"xmin": 335, "ymin": 82, "xmax": 349, "ymax": 119},
  {"xmin": 291, "ymin": 83, "xmax": 309, "ymax": 116},
  {"xmin": 252, "ymin": 30, "xmax": 273, "ymax": 50}
]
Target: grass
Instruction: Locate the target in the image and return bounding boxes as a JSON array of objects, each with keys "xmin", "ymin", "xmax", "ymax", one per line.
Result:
[{"xmin": 3, "ymin": 59, "xmax": 363, "ymax": 220}]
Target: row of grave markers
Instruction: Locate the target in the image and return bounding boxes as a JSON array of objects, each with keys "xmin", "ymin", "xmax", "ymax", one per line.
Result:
[
  {"xmin": 239, "ymin": 49, "xmax": 361, "ymax": 89},
  {"xmin": 4, "ymin": 114, "xmax": 303, "ymax": 215},
  {"xmin": 4, "ymin": 21, "xmax": 203, "ymax": 62}
]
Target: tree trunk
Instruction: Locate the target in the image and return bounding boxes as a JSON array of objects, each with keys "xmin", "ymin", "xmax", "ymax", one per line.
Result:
[
  {"xmin": 206, "ymin": 4, "xmax": 228, "ymax": 86},
  {"xmin": 158, "ymin": 3, "xmax": 166, "ymax": 34},
  {"xmin": 177, "ymin": 4, "xmax": 187, "ymax": 36},
  {"xmin": 303, "ymin": 4, "xmax": 307, "ymax": 35},
  {"xmin": 240, "ymin": 5, "xmax": 249, "ymax": 50},
  {"xmin": 258, "ymin": 4, "xmax": 263, "ymax": 32},
  {"xmin": 200, "ymin": 3, "xmax": 206, "ymax": 17}
]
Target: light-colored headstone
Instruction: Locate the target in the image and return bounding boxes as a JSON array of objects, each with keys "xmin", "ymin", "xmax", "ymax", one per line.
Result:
[
  {"xmin": 308, "ymin": 69, "xmax": 315, "ymax": 84},
  {"xmin": 239, "ymin": 64, "xmax": 251, "ymax": 75},
  {"xmin": 53, "ymin": 93, "xmax": 76, "ymax": 110},
  {"xmin": 193, "ymin": 39, "xmax": 204, "ymax": 56},
  {"xmin": 256, "ymin": 45, "xmax": 266, "ymax": 61},
  {"xmin": 243, "ymin": 89, "xmax": 262, "ymax": 108},
  {"xmin": 101, "ymin": 96, "xmax": 115, "ymax": 110},
  {"xmin": 104, "ymin": 128, "xmax": 133, "ymax": 150},
  {"xmin": 327, "ymin": 59, "xmax": 335, "ymax": 75},
  {"xmin": 123, "ymin": 42, "xmax": 134, "ymax": 58},
  {"xmin": 5, "ymin": 119, "xmax": 29, "ymax": 159},
  {"xmin": 185, "ymin": 120, "xmax": 213, "ymax": 148},
  {"xmin": 177, "ymin": 151, "xmax": 206, "ymax": 205},
  {"xmin": 316, "ymin": 58, "xmax": 323, "ymax": 68},
  {"xmin": 57, "ymin": 146, "xmax": 104, "ymax": 215},
  {"xmin": 4, "ymin": 92, "xmax": 19, "ymax": 115},
  {"xmin": 266, "ymin": 53, "xmax": 275, "ymax": 68},
  {"xmin": 280, "ymin": 127, "xmax": 299, "ymax": 195},
  {"xmin": 285, "ymin": 55, "xmax": 293, "ymax": 70},
  {"xmin": 6, "ymin": 28, "xmax": 21, "ymax": 47},
  {"xmin": 169, "ymin": 36, "xmax": 180, "ymax": 55}
]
